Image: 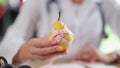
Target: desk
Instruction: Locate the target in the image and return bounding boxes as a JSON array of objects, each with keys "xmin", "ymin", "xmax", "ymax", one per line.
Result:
[{"xmin": 29, "ymin": 60, "xmax": 120, "ymax": 68}]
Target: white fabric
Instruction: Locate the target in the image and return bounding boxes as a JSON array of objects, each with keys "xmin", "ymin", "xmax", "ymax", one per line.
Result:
[
  {"xmin": 0, "ymin": 0, "xmax": 120, "ymax": 64},
  {"xmin": 47, "ymin": 63, "xmax": 117, "ymax": 68}
]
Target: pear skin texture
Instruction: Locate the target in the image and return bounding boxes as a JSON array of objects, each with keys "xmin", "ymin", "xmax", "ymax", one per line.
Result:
[{"xmin": 48, "ymin": 21, "xmax": 74, "ymax": 51}]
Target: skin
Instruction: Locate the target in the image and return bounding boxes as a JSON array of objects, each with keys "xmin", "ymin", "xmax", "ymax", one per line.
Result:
[
  {"xmin": 73, "ymin": 45, "xmax": 100, "ymax": 63},
  {"xmin": 72, "ymin": 0, "xmax": 84, "ymax": 5},
  {"xmin": 13, "ymin": 38, "xmax": 66, "ymax": 65},
  {"xmin": 73, "ymin": 45, "xmax": 118, "ymax": 64}
]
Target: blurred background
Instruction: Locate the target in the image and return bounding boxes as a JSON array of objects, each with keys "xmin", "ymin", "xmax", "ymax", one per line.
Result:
[
  {"xmin": 0, "ymin": 0, "xmax": 25, "ymax": 40},
  {"xmin": 0, "ymin": 0, "xmax": 27, "ymax": 39},
  {"xmin": 0, "ymin": 0, "xmax": 120, "ymax": 55}
]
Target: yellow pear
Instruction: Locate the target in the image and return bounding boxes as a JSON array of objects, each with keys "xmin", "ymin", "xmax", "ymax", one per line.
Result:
[{"xmin": 48, "ymin": 20, "xmax": 74, "ymax": 51}]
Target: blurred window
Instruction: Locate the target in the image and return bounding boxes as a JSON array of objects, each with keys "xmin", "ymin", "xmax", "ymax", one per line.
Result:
[{"xmin": 115, "ymin": 0, "xmax": 120, "ymax": 6}]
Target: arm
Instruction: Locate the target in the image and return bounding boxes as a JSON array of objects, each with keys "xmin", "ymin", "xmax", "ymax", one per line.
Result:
[
  {"xmin": 99, "ymin": 0, "xmax": 120, "ymax": 63},
  {"xmin": 0, "ymin": 0, "xmax": 39, "ymax": 64},
  {"xmin": 0, "ymin": 0, "xmax": 66, "ymax": 65},
  {"xmin": 103, "ymin": 0, "xmax": 120, "ymax": 38}
]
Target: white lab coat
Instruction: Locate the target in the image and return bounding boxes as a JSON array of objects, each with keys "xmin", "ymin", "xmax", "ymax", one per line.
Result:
[{"xmin": 0, "ymin": 0, "xmax": 120, "ymax": 64}]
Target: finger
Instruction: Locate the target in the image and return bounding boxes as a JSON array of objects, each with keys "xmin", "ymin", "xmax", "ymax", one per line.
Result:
[
  {"xmin": 78, "ymin": 55, "xmax": 90, "ymax": 61},
  {"xmin": 90, "ymin": 59, "xmax": 102, "ymax": 64},
  {"xmin": 42, "ymin": 51, "xmax": 67, "ymax": 60},
  {"xmin": 31, "ymin": 45, "xmax": 62, "ymax": 55},
  {"xmin": 32, "ymin": 55, "xmax": 48, "ymax": 61},
  {"xmin": 33, "ymin": 51, "xmax": 66, "ymax": 61},
  {"xmin": 73, "ymin": 50, "xmax": 90, "ymax": 60},
  {"xmin": 29, "ymin": 38, "xmax": 57, "ymax": 48},
  {"xmin": 73, "ymin": 53, "xmax": 84, "ymax": 60},
  {"xmin": 39, "ymin": 38, "xmax": 58, "ymax": 47},
  {"xmin": 29, "ymin": 38, "xmax": 47, "ymax": 48},
  {"xmin": 90, "ymin": 57, "xmax": 100, "ymax": 63},
  {"xmin": 49, "ymin": 40, "xmax": 58, "ymax": 45}
]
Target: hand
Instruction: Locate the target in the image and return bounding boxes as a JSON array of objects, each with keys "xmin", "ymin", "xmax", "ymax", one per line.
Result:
[
  {"xmin": 98, "ymin": 53, "xmax": 118, "ymax": 64},
  {"xmin": 13, "ymin": 38, "xmax": 66, "ymax": 64},
  {"xmin": 73, "ymin": 45, "xmax": 100, "ymax": 63},
  {"xmin": 28, "ymin": 38, "xmax": 66, "ymax": 60}
]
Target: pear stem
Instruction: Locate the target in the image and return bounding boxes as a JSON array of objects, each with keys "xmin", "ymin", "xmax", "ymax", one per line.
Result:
[{"xmin": 58, "ymin": 11, "xmax": 61, "ymax": 21}]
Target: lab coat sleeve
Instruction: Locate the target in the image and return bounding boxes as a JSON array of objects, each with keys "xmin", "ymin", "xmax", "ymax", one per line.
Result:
[
  {"xmin": 103, "ymin": 0, "xmax": 120, "ymax": 55},
  {"xmin": 103, "ymin": 0, "xmax": 120, "ymax": 37},
  {"xmin": 0, "ymin": 0, "xmax": 40, "ymax": 64}
]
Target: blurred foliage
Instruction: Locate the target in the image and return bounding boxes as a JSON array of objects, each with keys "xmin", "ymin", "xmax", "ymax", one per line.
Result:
[{"xmin": 0, "ymin": 0, "xmax": 7, "ymax": 6}]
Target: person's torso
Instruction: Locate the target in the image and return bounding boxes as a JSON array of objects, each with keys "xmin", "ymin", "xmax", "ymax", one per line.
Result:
[{"xmin": 35, "ymin": 0, "xmax": 102, "ymax": 59}]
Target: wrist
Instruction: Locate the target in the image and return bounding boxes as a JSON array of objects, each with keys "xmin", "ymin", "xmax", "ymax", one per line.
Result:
[{"xmin": 13, "ymin": 42, "xmax": 32, "ymax": 64}]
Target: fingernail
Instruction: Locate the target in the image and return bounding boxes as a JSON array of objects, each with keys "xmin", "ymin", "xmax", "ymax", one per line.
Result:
[{"xmin": 57, "ymin": 46, "xmax": 62, "ymax": 51}]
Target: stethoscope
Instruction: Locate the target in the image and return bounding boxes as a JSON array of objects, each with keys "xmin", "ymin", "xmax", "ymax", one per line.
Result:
[
  {"xmin": 47, "ymin": 0, "xmax": 108, "ymax": 39},
  {"xmin": 0, "ymin": 56, "xmax": 31, "ymax": 68},
  {"xmin": 96, "ymin": 1, "xmax": 108, "ymax": 38},
  {"xmin": 47, "ymin": 0, "xmax": 62, "ymax": 14}
]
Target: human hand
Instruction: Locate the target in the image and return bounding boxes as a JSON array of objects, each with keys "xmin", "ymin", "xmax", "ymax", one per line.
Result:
[
  {"xmin": 28, "ymin": 38, "xmax": 67, "ymax": 61},
  {"xmin": 98, "ymin": 53, "xmax": 118, "ymax": 64},
  {"xmin": 73, "ymin": 45, "xmax": 100, "ymax": 63},
  {"xmin": 13, "ymin": 38, "xmax": 67, "ymax": 64}
]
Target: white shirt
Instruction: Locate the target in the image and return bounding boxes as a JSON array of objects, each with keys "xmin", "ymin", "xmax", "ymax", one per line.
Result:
[{"xmin": 0, "ymin": 0, "xmax": 120, "ymax": 64}]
